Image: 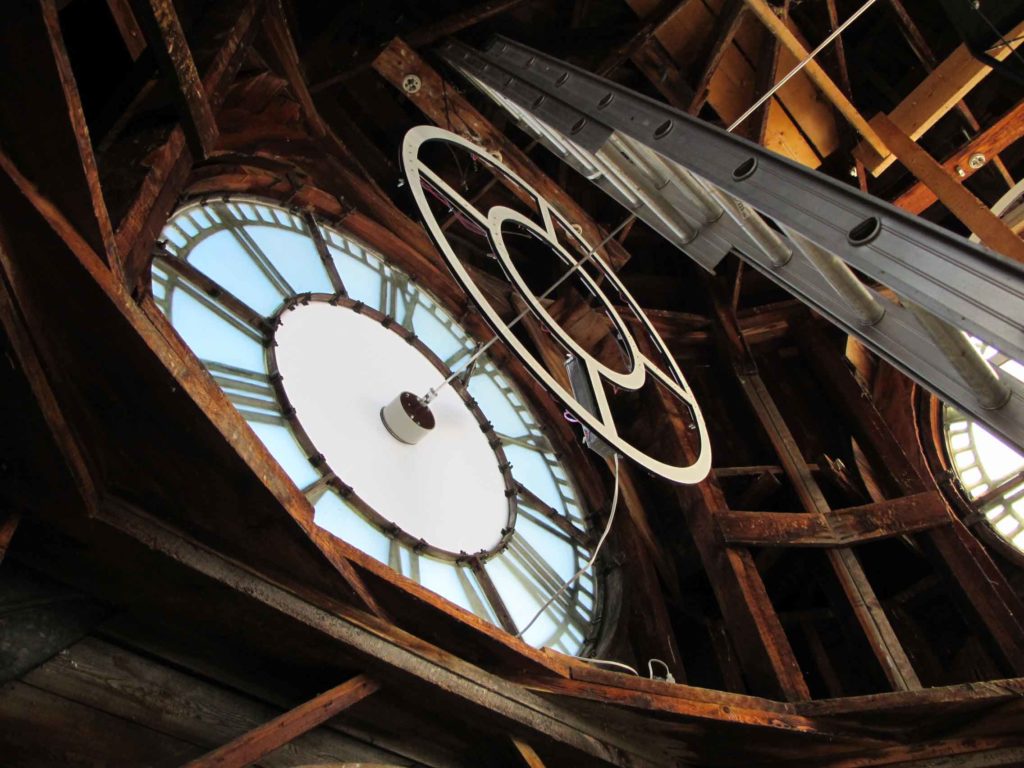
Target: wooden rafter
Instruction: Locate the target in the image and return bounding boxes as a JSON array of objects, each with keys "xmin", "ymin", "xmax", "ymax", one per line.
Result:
[
  {"xmin": 894, "ymin": 99, "xmax": 1024, "ymax": 215},
  {"xmin": 854, "ymin": 17, "xmax": 1024, "ymax": 175},
  {"xmin": 871, "ymin": 113, "xmax": 1024, "ymax": 265},
  {"xmin": 885, "ymin": 0, "xmax": 1013, "ymax": 188},
  {"xmin": 800, "ymin": 326, "xmax": 1024, "ymax": 675},
  {"xmin": 687, "ymin": 0, "xmax": 748, "ymax": 116},
  {"xmin": 133, "ymin": 0, "xmax": 219, "ymax": 159},
  {"xmin": 182, "ymin": 674, "xmax": 381, "ymax": 767}
]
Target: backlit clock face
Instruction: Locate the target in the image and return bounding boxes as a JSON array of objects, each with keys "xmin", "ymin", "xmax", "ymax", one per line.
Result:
[{"xmin": 152, "ymin": 197, "xmax": 600, "ymax": 653}]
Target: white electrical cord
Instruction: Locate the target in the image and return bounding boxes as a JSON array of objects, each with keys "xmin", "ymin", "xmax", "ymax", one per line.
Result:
[
  {"xmin": 648, "ymin": 658, "xmax": 674, "ymax": 683},
  {"xmin": 518, "ymin": 454, "xmax": 621, "ymax": 639}
]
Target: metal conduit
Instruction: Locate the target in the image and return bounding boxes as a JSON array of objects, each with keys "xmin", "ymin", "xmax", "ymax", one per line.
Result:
[
  {"xmin": 783, "ymin": 227, "xmax": 885, "ymax": 326},
  {"xmin": 908, "ymin": 305, "xmax": 1011, "ymax": 410}
]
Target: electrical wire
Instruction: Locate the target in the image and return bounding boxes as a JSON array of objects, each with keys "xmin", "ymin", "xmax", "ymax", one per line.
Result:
[
  {"xmin": 517, "ymin": 454, "xmax": 620, "ymax": 639},
  {"xmin": 648, "ymin": 658, "xmax": 674, "ymax": 682}
]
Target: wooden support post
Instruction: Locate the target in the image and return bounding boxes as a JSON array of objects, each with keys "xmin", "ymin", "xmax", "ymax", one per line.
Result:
[
  {"xmin": 893, "ymin": 99, "xmax": 1024, "ymax": 214},
  {"xmin": 741, "ymin": 0, "xmax": 889, "ymax": 159},
  {"xmin": 870, "ymin": 113, "xmax": 1024, "ymax": 265},
  {"xmin": 736, "ymin": 371, "xmax": 922, "ymax": 691},
  {"xmin": 182, "ymin": 674, "xmax": 381, "ymax": 768},
  {"xmin": 854, "ymin": 17, "xmax": 1024, "ymax": 175},
  {"xmin": 799, "ymin": 326, "xmax": 1024, "ymax": 675},
  {"xmin": 134, "ymin": 0, "xmax": 219, "ymax": 159},
  {"xmin": 106, "ymin": 0, "xmax": 146, "ymax": 60},
  {"xmin": 595, "ymin": 0, "xmax": 692, "ymax": 76},
  {"xmin": 115, "ymin": 0, "xmax": 263, "ymax": 284}
]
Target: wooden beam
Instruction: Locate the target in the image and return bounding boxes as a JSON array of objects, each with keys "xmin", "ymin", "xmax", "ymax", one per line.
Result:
[
  {"xmin": 0, "ymin": 210, "xmax": 100, "ymax": 517},
  {"xmin": 741, "ymin": 0, "xmax": 889, "ymax": 159},
  {"xmin": 372, "ymin": 38, "xmax": 634, "ymax": 270},
  {"xmin": 718, "ymin": 491, "xmax": 951, "ymax": 547},
  {"xmin": 687, "ymin": 0, "xmax": 748, "ymax": 116},
  {"xmin": 628, "ymin": 36, "xmax": 697, "ymax": 111},
  {"xmin": 106, "ymin": 0, "xmax": 146, "ymax": 60},
  {"xmin": 870, "ymin": 113, "xmax": 1024, "ymax": 265},
  {"xmin": 133, "ymin": 0, "xmax": 219, "ymax": 159},
  {"xmin": 799, "ymin": 325, "xmax": 1024, "ymax": 675},
  {"xmin": 893, "ymin": 99, "xmax": 1024, "ymax": 214},
  {"xmin": 854, "ymin": 17, "xmax": 1024, "ymax": 175},
  {"xmin": 706, "ymin": 280, "xmax": 920, "ymax": 691},
  {"xmin": 0, "ymin": 0, "xmax": 119, "ymax": 270},
  {"xmin": 182, "ymin": 674, "xmax": 381, "ymax": 768},
  {"xmin": 884, "ymin": 0, "xmax": 1013, "ymax": 188},
  {"xmin": 595, "ymin": 0, "xmax": 692, "ymax": 76},
  {"xmin": 115, "ymin": 0, "xmax": 263, "ymax": 284},
  {"xmin": 96, "ymin": 500, "xmax": 680, "ymax": 767}
]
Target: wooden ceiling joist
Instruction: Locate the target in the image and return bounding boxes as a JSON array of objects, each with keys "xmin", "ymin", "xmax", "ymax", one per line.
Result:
[
  {"xmin": 854, "ymin": 17, "xmax": 1024, "ymax": 176},
  {"xmin": 134, "ymin": 0, "xmax": 220, "ymax": 159},
  {"xmin": 741, "ymin": 0, "xmax": 890, "ymax": 160}
]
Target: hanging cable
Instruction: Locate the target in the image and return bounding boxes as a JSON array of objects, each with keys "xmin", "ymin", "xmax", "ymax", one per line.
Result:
[
  {"xmin": 648, "ymin": 658, "xmax": 675, "ymax": 683},
  {"xmin": 518, "ymin": 454, "xmax": 620, "ymax": 639}
]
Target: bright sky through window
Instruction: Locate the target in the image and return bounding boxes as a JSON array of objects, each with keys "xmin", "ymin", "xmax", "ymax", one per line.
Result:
[{"xmin": 152, "ymin": 197, "xmax": 601, "ymax": 653}]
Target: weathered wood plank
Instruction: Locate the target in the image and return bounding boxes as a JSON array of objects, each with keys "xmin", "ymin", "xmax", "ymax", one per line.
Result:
[
  {"xmin": 854, "ymin": 17, "xmax": 1024, "ymax": 175},
  {"xmin": 687, "ymin": 0, "xmax": 748, "ymax": 115},
  {"xmin": 870, "ymin": 113, "xmax": 1024, "ymax": 265},
  {"xmin": 0, "ymin": 0, "xmax": 119, "ymax": 270},
  {"xmin": 183, "ymin": 674, "xmax": 381, "ymax": 768},
  {"xmin": 106, "ymin": 0, "xmax": 146, "ymax": 60},
  {"xmin": 799, "ymin": 326, "xmax": 1024, "ymax": 675},
  {"xmin": 95, "ymin": 498, "xmax": 679, "ymax": 767},
  {"xmin": 134, "ymin": 0, "xmax": 219, "ymax": 159},
  {"xmin": 719, "ymin": 492, "xmax": 951, "ymax": 547},
  {"xmin": 893, "ymin": 99, "xmax": 1024, "ymax": 215},
  {"xmin": 512, "ymin": 737, "xmax": 547, "ymax": 768},
  {"xmin": 0, "ymin": 511, "xmax": 20, "ymax": 564}
]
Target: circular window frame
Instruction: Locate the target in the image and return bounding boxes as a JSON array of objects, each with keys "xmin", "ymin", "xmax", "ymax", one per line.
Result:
[{"xmin": 147, "ymin": 188, "xmax": 623, "ymax": 656}]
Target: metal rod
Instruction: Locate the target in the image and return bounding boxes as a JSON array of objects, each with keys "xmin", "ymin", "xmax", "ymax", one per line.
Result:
[
  {"xmin": 728, "ymin": 0, "xmax": 878, "ymax": 132},
  {"xmin": 784, "ymin": 226, "xmax": 885, "ymax": 325},
  {"xmin": 908, "ymin": 304, "xmax": 1011, "ymax": 410}
]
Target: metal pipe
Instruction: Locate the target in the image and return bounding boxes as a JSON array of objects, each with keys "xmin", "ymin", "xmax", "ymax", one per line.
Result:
[
  {"xmin": 710, "ymin": 189, "xmax": 792, "ymax": 267},
  {"xmin": 613, "ymin": 134, "xmax": 724, "ymax": 223},
  {"xmin": 908, "ymin": 305, "xmax": 1011, "ymax": 410},
  {"xmin": 784, "ymin": 227, "xmax": 885, "ymax": 325},
  {"xmin": 728, "ymin": 0, "xmax": 878, "ymax": 132}
]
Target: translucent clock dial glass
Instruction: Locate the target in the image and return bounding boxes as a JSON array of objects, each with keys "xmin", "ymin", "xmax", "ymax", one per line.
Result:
[
  {"xmin": 152, "ymin": 197, "xmax": 599, "ymax": 653},
  {"xmin": 943, "ymin": 339, "xmax": 1024, "ymax": 553}
]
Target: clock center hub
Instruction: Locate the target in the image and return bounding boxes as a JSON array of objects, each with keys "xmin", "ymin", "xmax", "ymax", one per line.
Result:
[{"xmin": 272, "ymin": 299, "xmax": 511, "ymax": 556}]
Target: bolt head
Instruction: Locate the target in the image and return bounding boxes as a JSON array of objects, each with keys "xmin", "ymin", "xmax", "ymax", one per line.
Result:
[
  {"xmin": 968, "ymin": 152, "xmax": 986, "ymax": 170},
  {"xmin": 402, "ymin": 74, "xmax": 422, "ymax": 94}
]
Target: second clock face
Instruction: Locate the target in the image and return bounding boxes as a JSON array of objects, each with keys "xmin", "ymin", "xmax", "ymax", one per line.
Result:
[{"xmin": 152, "ymin": 197, "xmax": 601, "ymax": 653}]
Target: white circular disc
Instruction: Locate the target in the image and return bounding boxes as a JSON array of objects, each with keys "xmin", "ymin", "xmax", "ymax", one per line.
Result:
[{"xmin": 274, "ymin": 302, "xmax": 508, "ymax": 554}]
